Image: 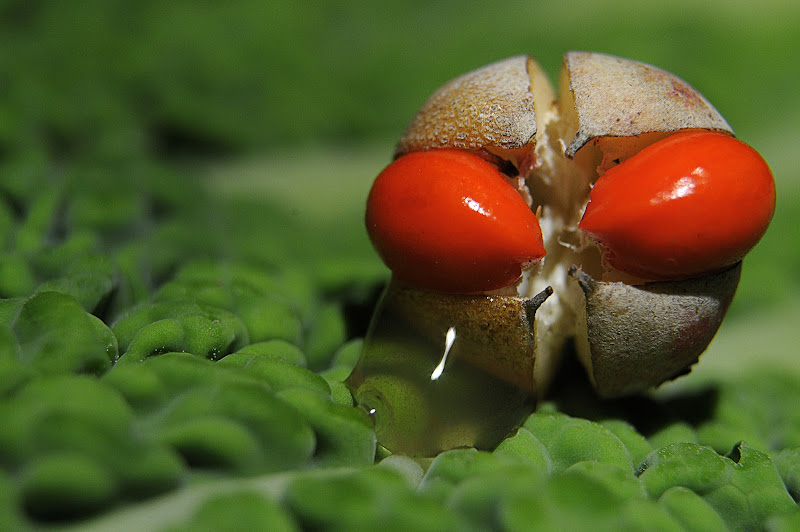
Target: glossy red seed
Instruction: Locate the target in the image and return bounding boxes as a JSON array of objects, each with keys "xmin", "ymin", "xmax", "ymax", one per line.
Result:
[
  {"xmin": 579, "ymin": 131, "xmax": 776, "ymax": 280},
  {"xmin": 366, "ymin": 149, "xmax": 545, "ymax": 293}
]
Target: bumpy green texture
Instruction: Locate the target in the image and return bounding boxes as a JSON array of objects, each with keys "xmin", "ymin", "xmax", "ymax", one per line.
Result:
[{"xmin": 0, "ymin": 156, "xmax": 385, "ymax": 527}]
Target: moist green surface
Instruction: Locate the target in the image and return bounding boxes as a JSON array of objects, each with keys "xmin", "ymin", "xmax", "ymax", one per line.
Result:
[{"xmin": 1, "ymin": 2, "xmax": 799, "ymax": 530}]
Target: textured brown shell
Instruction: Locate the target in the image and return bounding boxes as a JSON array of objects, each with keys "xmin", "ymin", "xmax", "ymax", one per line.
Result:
[
  {"xmin": 385, "ymin": 281, "xmax": 552, "ymax": 394},
  {"xmin": 562, "ymin": 51, "xmax": 732, "ymax": 158},
  {"xmin": 395, "ymin": 56, "xmax": 538, "ymax": 157},
  {"xmin": 570, "ymin": 264, "xmax": 741, "ymax": 398}
]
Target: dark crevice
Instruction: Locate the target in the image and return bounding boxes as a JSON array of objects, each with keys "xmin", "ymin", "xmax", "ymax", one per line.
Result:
[
  {"xmin": 173, "ymin": 445, "xmax": 232, "ymax": 471},
  {"xmin": 476, "ymin": 149, "xmax": 519, "ymax": 178},
  {"xmin": 146, "ymin": 196, "xmax": 177, "ymax": 224},
  {"xmin": 150, "ymin": 122, "xmax": 235, "ymax": 159},
  {"xmin": 546, "ymin": 348, "xmax": 720, "ymax": 437},
  {"xmin": 0, "ymin": 191, "xmax": 27, "ymax": 220},
  {"xmin": 23, "ymin": 493, "xmax": 112, "ymax": 525},
  {"xmin": 48, "ymin": 198, "xmax": 70, "ymax": 243},
  {"xmin": 339, "ymin": 282, "xmax": 385, "ymax": 340},
  {"xmin": 726, "ymin": 441, "xmax": 742, "ymax": 463},
  {"xmin": 41, "ymin": 125, "xmax": 78, "ymax": 163},
  {"xmin": 90, "ymin": 284, "xmax": 118, "ymax": 325}
]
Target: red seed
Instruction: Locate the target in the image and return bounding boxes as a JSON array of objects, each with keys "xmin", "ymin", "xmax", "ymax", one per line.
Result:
[
  {"xmin": 579, "ymin": 131, "xmax": 776, "ymax": 280},
  {"xmin": 366, "ymin": 149, "xmax": 545, "ymax": 292}
]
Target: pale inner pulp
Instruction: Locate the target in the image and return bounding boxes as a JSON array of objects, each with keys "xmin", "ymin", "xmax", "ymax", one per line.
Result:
[{"xmin": 488, "ymin": 59, "xmax": 655, "ymax": 395}]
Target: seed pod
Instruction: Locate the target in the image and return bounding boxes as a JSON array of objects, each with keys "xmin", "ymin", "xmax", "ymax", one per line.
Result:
[
  {"xmin": 350, "ymin": 51, "xmax": 775, "ymax": 456},
  {"xmin": 395, "ymin": 55, "xmax": 539, "ymax": 157},
  {"xmin": 569, "ymin": 264, "xmax": 741, "ymax": 398},
  {"xmin": 561, "ymin": 51, "xmax": 731, "ymax": 159}
]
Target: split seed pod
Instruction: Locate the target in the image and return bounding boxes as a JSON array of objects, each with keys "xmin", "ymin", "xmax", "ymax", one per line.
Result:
[{"xmin": 349, "ymin": 52, "xmax": 775, "ymax": 456}]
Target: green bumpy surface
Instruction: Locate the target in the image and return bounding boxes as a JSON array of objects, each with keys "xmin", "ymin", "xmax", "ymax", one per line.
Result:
[{"xmin": 0, "ymin": 158, "xmax": 796, "ymax": 532}]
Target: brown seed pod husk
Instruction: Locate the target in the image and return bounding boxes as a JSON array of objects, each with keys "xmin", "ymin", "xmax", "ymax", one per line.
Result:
[
  {"xmin": 560, "ymin": 51, "xmax": 732, "ymax": 159},
  {"xmin": 569, "ymin": 263, "xmax": 741, "ymax": 398},
  {"xmin": 384, "ymin": 280, "xmax": 553, "ymax": 394},
  {"xmin": 395, "ymin": 55, "xmax": 554, "ymax": 168}
]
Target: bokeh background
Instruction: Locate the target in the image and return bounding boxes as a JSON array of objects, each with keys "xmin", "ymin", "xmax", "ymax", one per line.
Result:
[{"xmin": 2, "ymin": 0, "xmax": 798, "ymax": 378}]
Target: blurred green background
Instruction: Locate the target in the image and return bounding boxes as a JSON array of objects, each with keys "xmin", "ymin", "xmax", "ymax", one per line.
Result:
[{"xmin": 2, "ymin": 0, "xmax": 798, "ymax": 377}]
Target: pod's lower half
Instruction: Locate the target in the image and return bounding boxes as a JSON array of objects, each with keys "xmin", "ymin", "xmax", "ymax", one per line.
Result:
[
  {"xmin": 346, "ymin": 280, "xmax": 552, "ymax": 457},
  {"xmin": 570, "ymin": 263, "xmax": 741, "ymax": 398}
]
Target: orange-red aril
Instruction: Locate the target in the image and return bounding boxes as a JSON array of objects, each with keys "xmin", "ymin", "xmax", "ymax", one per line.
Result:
[
  {"xmin": 365, "ymin": 149, "xmax": 545, "ymax": 293},
  {"xmin": 579, "ymin": 131, "xmax": 776, "ymax": 280}
]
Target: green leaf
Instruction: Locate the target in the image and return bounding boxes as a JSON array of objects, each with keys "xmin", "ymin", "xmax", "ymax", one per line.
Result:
[
  {"xmin": 445, "ymin": 463, "xmax": 545, "ymax": 529},
  {"xmin": 20, "ymin": 452, "xmax": 117, "ymax": 521},
  {"xmin": 34, "ymin": 255, "xmax": 116, "ymax": 313},
  {"xmin": 12, "ymin": 292, "xmax": 117, "ymax": 375},
  {"xmin": 168, "ymin": 491, "xmax": 299, "ymax": 532},
  {"xmin": 285, "ymin": 467, "xmax": 466, "ymax": 531},
  {"xmin": 157, "ymin": 416, "xmax": 263, "ymax": 473},
  {"xmin": 639, "ymin": 441, "xmax": 797, "ymax": 530},
  {"xmin": 600, "ymin": 419, "xmax": 654, "ymax": 467},
  {"xmin": 493, "ymin": 427, "xmax": 553, "ymax": 474},
  {"xmin": 130, "ymin": 355, "xmax": 316, "ymax": 475},
  {"xmin": 233, "ymin": 340, "xmax": 307, "ymax": 367},
  {"xmin": 113, "ymin": 301, "xmax": 249, "ymax": 362},
  {"xmin": 0, "ymin": 254, "xmax": 36, "ymax": 298},
  {"xmin": 773, "ymin": 447, "xmax": 800, "ymax": 501},
  {"xmin": 523, "ymin": 412, "xmax": 634, "ymax": 474},
  {"xmin": 218, "ymin": 352, "xmax": 330, "ymax": 396},
  {"xmin": 418, "ymin": 448, "xmax": 513, "ymax": 501},
  {"xmin": 500, "ymin": 469, "xmax": 684, "ymax": 531},
  {"xmin": 638, "ymin": 443, "xmax": 730, "ymax": 499},
  {"xmin": 658, "ymin": 486, "xmax": 729, "ymax": 532},
  {"xmin": 303, "ymin": 303, "xmax": 347, "ymax": 371},
  {"xmin": 713, "ymin": 442, "xmax": 797, "ymax": 530},
  {"xmin": 277, "ymin": 387, "xmax": 375, "ymax": 468}
]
